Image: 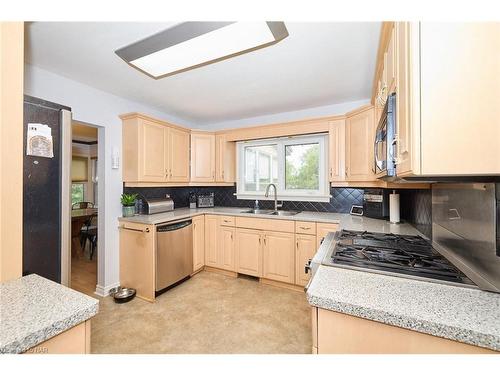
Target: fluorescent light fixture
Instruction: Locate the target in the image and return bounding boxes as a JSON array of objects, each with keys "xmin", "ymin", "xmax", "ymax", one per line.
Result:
[{"xmin": 115, "ymin": 22, "xmax": 289, "ymax": 79}]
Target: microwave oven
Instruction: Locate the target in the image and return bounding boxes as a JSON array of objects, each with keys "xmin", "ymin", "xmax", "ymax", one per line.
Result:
[{"xmin": 374, "ymin": 93, "xmax": 397, "ymax": 178}]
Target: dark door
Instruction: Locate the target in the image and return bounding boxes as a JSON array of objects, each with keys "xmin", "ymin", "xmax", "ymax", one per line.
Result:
[{"xmin": 23, "ymin": 95, "xmax": 70, "ymax": 283}]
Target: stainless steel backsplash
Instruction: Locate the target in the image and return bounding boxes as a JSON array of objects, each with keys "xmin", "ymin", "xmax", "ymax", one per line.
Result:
[{"xmin": 432, "ymin": 183, "xmax": 500, "ymax": 292}]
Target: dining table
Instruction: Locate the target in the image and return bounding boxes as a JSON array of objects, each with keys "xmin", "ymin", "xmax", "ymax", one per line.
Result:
[{"xmin": 71, "ymin": 208, "xmax": 98, "ymax": 258}]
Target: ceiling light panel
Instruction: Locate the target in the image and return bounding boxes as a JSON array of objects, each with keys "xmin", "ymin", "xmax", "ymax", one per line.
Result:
[{"xmin": 115, "ymin": 22, "xmax": 289, "ymax": 78}]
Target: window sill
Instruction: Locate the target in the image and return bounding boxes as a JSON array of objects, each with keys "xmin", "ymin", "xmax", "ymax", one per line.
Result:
[{"xmin": 235, "ymin": 193, "xmax": 332, "ymax": 203}]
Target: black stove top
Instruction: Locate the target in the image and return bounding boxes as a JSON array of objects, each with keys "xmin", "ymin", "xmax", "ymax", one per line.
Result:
[{"xmin": 325, "ymin": 230, "xmax": 474, "ymax": 286}]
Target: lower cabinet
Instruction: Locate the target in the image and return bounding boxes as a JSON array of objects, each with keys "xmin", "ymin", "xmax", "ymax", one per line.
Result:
[
  {"xmin": 296, "ymin": 234, "xmax": 317, "ymax": 287},
  {"xmin": 262, "ymin": 231, "xmax": 295, "ymax": 284},
  {"xmin": 316, "ymin": 223, "xmax": 339, "ymax": 248},
  {"xmin": 219, "ymin": 225, "xmax": 235, "ymax": 271},
  {"xmin": 204, "ymin": 215, "xmax": 219, "ymax": 267},
  {"xmin": 235, "ymin": 228, "xmax": 263, "ymax": 277},
  {"xmin": 192, "ymin": 215, "xmax": 205, "ymax": 272}
]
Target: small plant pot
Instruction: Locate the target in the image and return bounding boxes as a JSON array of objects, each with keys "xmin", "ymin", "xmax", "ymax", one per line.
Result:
[{"xmin": 122, "ymin": 205, "xmax": 136, "ymax": 217}]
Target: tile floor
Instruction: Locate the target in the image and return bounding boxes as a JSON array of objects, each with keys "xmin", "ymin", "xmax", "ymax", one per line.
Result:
[{"xmin": 90, "ymin": 271, "xmax": 312, "ymax": 354}]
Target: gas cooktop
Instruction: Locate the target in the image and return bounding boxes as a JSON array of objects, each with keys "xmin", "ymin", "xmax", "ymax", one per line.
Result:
[{"xmin": 322, "ymin": 229, "xmax": 475, "ymax": 287}]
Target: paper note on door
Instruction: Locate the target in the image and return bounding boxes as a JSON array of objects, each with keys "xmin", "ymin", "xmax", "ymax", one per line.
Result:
[{"xmin": 27, "ymin": 123, "xmax": 54, "ymax": 158}]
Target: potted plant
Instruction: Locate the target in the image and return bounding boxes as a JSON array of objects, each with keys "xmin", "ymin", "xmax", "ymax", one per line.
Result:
[{"xmin": 121, "ymin": 193, "xmax": 138, "ymax": 217}]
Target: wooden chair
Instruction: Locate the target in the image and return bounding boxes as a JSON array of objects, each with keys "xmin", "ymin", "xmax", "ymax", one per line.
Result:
[{"xmin": 80, "ymin": 214, "xmax": 98, "ymax": 260}]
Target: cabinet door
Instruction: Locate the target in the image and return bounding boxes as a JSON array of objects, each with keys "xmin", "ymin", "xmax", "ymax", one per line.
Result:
[
  {"xmin": 215, "ymin": 134, "xmax": 236, "ymax": 182},
  {"xmin": 263, "ymin": 231, "xmax": 295, "ymax": 284},
  {"xmin": 385, "ymin": 25, "xmax": 396, "ymax": 94},
  {"xmin": 235, "ymin": 228, "xmax": 262, "ymax": 277},
  {"xmin": 296, "ymin": 234, "xmax": 317, "ymax": 287},
  {"xmin": 219, "ymin": 226, "xmax": 235, "ymax": 271},
  {"xmin": 395, "ymin": 22, "xmax": 414, "ymax": 176},
  {"xmin": 316, "ymin": 223, "xmax": 339, "ymax": 248},
  {"xmin": 139, "ymin": 120, "xmax": 167, "ymax": 181},
  {"xmin": 328, "ymin": 119, "xmax": 346, "ymax": 181},
  {"xmin": 192, "ymin": 216, "xmax": 205, "ymax": 272},
  {"xmin": 191, "ymin": 133, "xmax": 216, "ymax": 182},
  {"xmin": 167, "ymin": 127, "xmax": 190, "ymax": 182},
  {"xmin": 345, "ymin": 108, "xmax": 375, "ymax": 181},
  {"xmin": 419, "ymin": 23, "xmax": 500, "ymax": 175},
  {"xmin": 204, "ymin": 215, "xmax": 219, "ymax": 267}
]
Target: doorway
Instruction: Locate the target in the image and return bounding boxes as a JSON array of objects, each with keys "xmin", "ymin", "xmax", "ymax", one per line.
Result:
[{"xmin": 69, "ymin": 120, "xmax": 102, "ymax": 295}]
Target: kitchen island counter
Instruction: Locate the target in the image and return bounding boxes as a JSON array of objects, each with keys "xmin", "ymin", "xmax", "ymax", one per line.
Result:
[{"xmin": 0, "ymin": 274, "xmax": 99, "ymax": 354}]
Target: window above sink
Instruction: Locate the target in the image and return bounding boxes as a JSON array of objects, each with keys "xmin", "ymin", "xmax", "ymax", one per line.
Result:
[{"xmin": 236, "ymin": 134, "xmax": 330, "ymax": 202}]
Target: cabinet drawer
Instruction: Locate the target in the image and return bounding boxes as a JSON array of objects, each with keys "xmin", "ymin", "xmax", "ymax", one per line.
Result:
[
  {"xmin": 220, "ymin": 215, "xmax": 235, "ymax": 226},
  {"xmin": 235, "ymin": 217, "xmax": 294, "ymax": 233},
  {"xmin": 295, "ymin": 221, "xmax": 316, "ymax": 235}
]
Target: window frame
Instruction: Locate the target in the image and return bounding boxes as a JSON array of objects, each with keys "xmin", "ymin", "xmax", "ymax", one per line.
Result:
[{"xmin": 236, "ymin": 133, "xmax": 330, "ymax": 202}]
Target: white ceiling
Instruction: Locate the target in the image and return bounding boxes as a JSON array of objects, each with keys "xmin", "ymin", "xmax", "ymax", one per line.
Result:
[{"xmin": 25, "ymin": 22, "xmax": 381, "ymax": 127}]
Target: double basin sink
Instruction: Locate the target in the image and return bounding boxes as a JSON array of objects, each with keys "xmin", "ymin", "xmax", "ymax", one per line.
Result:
[{"xmin": 240, "ymin": 209, "xmax": 301, "ymax": 217}]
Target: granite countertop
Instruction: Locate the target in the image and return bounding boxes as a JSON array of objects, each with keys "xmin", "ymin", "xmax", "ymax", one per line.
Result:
[
  {"xmin": 118, "ymin": 206, "xmax": 427, "ymax": 234},
  {"xmin": 0, "ymin": 274, "xmax": 99, "ymax": 354},
  {"xmin": 307, "ymin": 255, "xmax": 500, "ymax": 351}
]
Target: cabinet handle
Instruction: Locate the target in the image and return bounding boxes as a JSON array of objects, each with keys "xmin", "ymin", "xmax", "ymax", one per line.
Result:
[
  {"xmin": 212, "ymin": 171, "xmax": 215, "ymax": 179},
  {"xmin": 296, "ymin": 241, "xmax": 299, "ymax": 249},
  {"xmin": 118, "ymin": 225, "xmax": 150, "ymax": 233},
  {"xmin": 329, "ymin": 168, "xmax": 332, "ymax": 178},
  {"xmin": 264, "ymin": 236, "xmax": 266, "ymax": 245},
  {"xmin": 169, "ymin": 169, "xmax": 172, "ymax": 178},
  {"xmin": 222, "ymin": 170, "xmax": 225, "ymax": 179},
  {"xmin": 300, "ymin": 226, "xmax": 311, "ymax": 230},
  {"xmin": 259, "ymin": 237, "xmax": 261, "ymax": 244}
]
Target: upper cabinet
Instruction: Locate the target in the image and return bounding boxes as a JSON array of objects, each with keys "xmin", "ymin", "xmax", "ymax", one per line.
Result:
[
  {"xmin": 191, "ymin": 132, "xmax": 216, "ymax": 182},
  {"xmin": 122, "ymin": 114, "xmax": 190, "ymax": 183},
  {"xmin": 374, "ymin": 22, "xmax": 500, "ymax": 177},
  {"xmin": 215, "ymin": 134, "xmax": 236, "ymax": 183},
  {"xmin": 345, "ymin": 107, "xmax": 376, "ymax": 181},
  {"xmin": 328, "ymin": 119, "xmax": 346, "ymax": 182},
  {"xmin": 417, "ymin": 22, "xmax": 500, "ymax": 175}
]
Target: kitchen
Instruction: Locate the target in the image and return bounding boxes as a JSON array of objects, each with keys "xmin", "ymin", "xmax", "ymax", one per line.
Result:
[{"xmin": 0, "ymin": 1, "xmax": 499, "ymax": 372}]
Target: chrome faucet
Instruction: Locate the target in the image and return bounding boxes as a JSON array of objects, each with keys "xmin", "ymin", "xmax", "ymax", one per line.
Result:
[{"xmin": 264, "ymin": 183, "xmax": 282, "ymax": 212}]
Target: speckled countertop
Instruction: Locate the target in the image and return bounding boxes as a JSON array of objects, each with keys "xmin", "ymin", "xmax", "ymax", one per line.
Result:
[
  {"xmin": 118, "ymin": 206, "xmax": 427, "ymax": 234},
  {"xmin": 307, "ymin": 248, "xmax": 500, "ymax": 351},
  {"xmin": 0, "ymin": 274, "xmax": 99, "ymax": 354}
]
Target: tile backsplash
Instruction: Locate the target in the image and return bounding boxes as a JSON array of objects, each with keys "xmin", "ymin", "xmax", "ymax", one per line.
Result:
[{"xmin": 123, "ymin": 185, "xmax": 364, "ymax": 213}]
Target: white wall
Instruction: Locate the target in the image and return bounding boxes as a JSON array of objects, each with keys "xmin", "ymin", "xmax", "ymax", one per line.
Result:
[
  {"xmin": 24, "ymin": 64, "xmax": 190, "ymax": 295},
  {"xmin": 197, "ymin": 99, "xmax": 370, "ymax": 131}
]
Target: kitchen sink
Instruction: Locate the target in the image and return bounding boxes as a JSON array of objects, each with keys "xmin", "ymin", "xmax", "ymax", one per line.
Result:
[
  {"xmin": 269, "ymin": 210, "xmax": 301, "ymax": 216},
  {"xmin": 240, "ymin": 209, "xmax": 301, "ymax": 216},
  {"xmin": 240, "ymin": 209, "xmax": 274, "ymax": 215}
]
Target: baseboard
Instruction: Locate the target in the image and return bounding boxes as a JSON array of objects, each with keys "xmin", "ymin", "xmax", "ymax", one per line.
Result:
[
  {"xmin": 204, "ymin": 266, "xmax": 238, "ymax": 278},
  {"xmin": 259, "ymin": 278, "xmax": 304, "ymax": 293},
  {"xmin": 95, "ymin": 282, "xmax": 120, "ymax": 297}
]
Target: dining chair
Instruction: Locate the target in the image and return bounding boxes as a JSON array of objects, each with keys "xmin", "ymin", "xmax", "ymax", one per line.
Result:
[{"xmin": 80, "ymin": 213, "xmax": 98, "ymax": 260}]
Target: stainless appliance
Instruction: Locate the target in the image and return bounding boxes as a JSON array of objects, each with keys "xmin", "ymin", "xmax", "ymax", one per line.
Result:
[
  {"xmin": 432, "ymin": 183, "xmax": 500, "ymax": 293},
  {"xmin": 156, "ymin": 219, "xmax": 193, "ymax": 293},
  {"xmin": 374, "ymin": 93, "xmax": 397, "ymax": 178},
  {"xmin": 197, "ymin": 192, "xmax": 214, "ymax": 208},
  {"xmin": 139, "ymin": 195, "xmax": 174, "ymax": 215},
  {"xmin": 363, "ymin": 188, "xmax": 389, "ymax": 219},
  {"xmin": 322, "ymin": 229, "xmax": 476, "ymax": 288}
]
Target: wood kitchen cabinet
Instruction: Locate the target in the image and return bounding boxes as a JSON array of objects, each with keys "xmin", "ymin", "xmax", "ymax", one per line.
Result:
[
  {"xmin": 235, "ymin": 228, "xmax": 263, "ymax": 277},
  {"xmin": 191, "ymin": 132, "xmax": 216, "ymax": 182},
  {"xmin": 316, "ymin": 222, "xmax": 339, "ymax": 248},
  {"xmin": 192, "ymin": 215, "xmax": 205, "ymax": 272},
  {"xmin": 215, "ymin": 134, "xmax": 236, "ymax": 183},
  {"xmin": 345, "ymin": 106, "xmax": 375, "ymax": 182},
  {"xmin": 295, "ymin": 234, "xmax": 317, "ymax": 287},
  {"xmin": 121, "ymin": 113, "xmax": 190, "ymax": 183},
  {"xmin": 219, "ymin": 225, "xmax": 236, "ymax": 271},
  {"xmin": 119, "ymin": 221, "xmax": 155, "ymax": 302},
  {"xmin": 204, "ymin": 215, "xmax": 219, "ymax": 267},
  {"xmin": 262, "ymin": 231, "xmax": 295, "ymax": 284},
  {"xmin": 328, "ymin": 119, "xmax": 346, "ymax": 182}
]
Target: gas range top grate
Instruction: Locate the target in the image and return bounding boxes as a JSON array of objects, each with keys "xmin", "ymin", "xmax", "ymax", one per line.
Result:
[{"xmin": 327, "ymin": 230, "xmax": 474, "ymax": 285}]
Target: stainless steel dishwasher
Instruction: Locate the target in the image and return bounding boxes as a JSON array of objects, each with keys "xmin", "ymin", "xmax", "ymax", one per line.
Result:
[{"xmin": 156, "ymin": 219, "xmax": 193, "ymax": 293}]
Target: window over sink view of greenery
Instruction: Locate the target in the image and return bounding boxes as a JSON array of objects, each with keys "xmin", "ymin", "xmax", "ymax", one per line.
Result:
[{"xmin": 237, "ymin": 134, "xmax": 329, "ymax": 202}]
